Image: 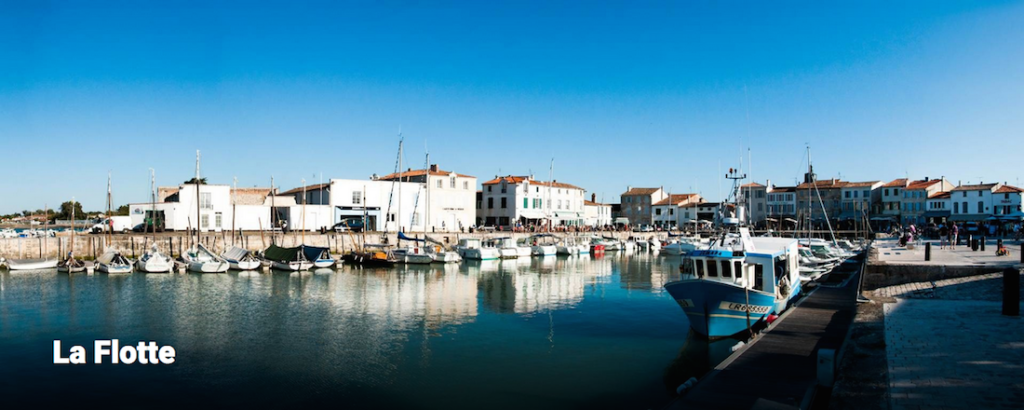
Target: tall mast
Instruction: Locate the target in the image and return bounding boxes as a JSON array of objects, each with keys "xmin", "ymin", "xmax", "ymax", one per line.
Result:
[
  {"xmin": 271, "ymin": 176, "xmax": 276, "ymax": 237},
  {"xmin": 807, "ymin": 146, "xmax": 812, "ymax": 239},
  {"xmin": 398, "ymin": 134, "xmax": 403, "ymax": 233},
  {"xmin": 196, "ymin": 150, "xmax": 201, "ymax": 248},
  {"xmin": 150, "ymin": 168, "xmax": 156, "ymax": 237},
  {"xmin": 70, "ymin": 196, "xmax": 76, "ymax": 257},
  {"xmin": 425, "ymin": 151, "xmax": 429, "ymax": 232},
  {"xmin": 548, "ymin": 158, "xmax": 554, "ymax": 230},
  {"xmin": 107, "ymin": 171, "xmax": 112, "ymax": 245},
  {"xmin": 232, "ymin": 176, "xmax": 237, "ymax": 245},
  {"xmin": 301, "ymin": 178, "xmax": 306, "ymax": 244}
]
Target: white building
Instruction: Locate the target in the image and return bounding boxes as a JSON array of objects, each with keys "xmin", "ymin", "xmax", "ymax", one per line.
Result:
[
  {"xmin": 129, "ymin": 184, "xmax": 329, "ymax": 232},
  {"xmin": 652, "ymin": 193, "xmax": 702, "ymax": 229},
  {"xmin": 949, "ymin": 183, "xmax": 1023, "ymax": 223},
  {"xmin": 584, "ymin": 197, "xmax": 613, "ymax": 228},
  {"xmin": 285, "ymin": 165, "xmax": 477, "ymax": 233},
  {"xmin": 478, "ymin": 175, "xmax": 586, "ymax": 228}
]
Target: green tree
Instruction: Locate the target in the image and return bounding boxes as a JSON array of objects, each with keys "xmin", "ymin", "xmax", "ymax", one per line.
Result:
[
  {"xmin": 56, "ymin": 201, "xmax": 85, "ymax": 221},
  {"xmin": 183, "ymin": 177, "xmax": 208, "ymax": 185},
  {"xmin": 116, "ymin": 205, "xmax": 130, "ymax": 216}
]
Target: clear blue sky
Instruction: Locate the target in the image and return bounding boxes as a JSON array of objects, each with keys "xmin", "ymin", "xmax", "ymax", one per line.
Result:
[{"xmin": 2, "ymin": 1, "xmax": 1023, "ymax": 213}]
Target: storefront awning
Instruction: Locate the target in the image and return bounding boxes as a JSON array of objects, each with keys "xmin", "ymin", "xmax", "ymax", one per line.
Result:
[
  {"xmin": 949, "ymin": 214, "xmax": 989, "ymax": 222},
  {"xmin": 518, "ymin": 210, "xmax": 547, "ymax": 219}
]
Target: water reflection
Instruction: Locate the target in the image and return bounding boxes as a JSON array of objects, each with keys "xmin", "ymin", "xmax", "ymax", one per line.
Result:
[{"xmin": 0, "ymin": 255, "xmax": 716, "ymax": 410}]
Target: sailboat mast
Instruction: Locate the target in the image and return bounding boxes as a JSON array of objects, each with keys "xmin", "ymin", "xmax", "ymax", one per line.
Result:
[
  {"xmin": 548, "ymin": 158, "xmax": 554, "ymax": 231},
  {"xmin": 107, "ymin": 172, "xmax": 112, "ymax": 245},
  {"xmin": 807, "ymin": 146, "xmax": 812, "ymax": 239},
  {"xmin": 301, "ymin": 178, "xmax": 306, "ymax": 244},
  {"xmin": 150, "ymin": 168, "xmax": 156, "ymax": 237},
  {"xmin": 70, "ymin": 196, "xmax": 75, "ymax": 257},
  {"xmin": 196, "ymin": 150, "xmax": 201, "ymax": 248},
  {"xmin": 425, "ymin": 152, "xmax": 429, "ymax": 232},
  {"xmin": 271, "ymin": 176, "xmax": 276, "ymax": 241},
  {"xmin": 398, "ymin": 137, "xmax": 403, "ymax": 234}
]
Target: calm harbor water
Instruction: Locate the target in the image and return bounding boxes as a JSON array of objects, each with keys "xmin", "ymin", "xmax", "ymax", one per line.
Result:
[{"xmin": 0, "ymin": 254, "xmax": 737, "ymax": 409}]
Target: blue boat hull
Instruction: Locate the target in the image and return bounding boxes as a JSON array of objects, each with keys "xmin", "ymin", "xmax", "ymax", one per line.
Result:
[{"xmin": 665, "ymin": 279, "xmax": 799, "ymax": 338}]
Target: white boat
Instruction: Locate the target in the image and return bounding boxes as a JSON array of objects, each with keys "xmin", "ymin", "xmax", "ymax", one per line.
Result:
[
  {"xmin": 221, "ymin": 246, "xmax": 262, "ymax": 271},
  {"xmin": 96, "ymin": 248, "xmax": 133, "ymax": 274},
  {"xmin": 262, "ymin": 244, "xmax": 314, "ymax": 271},
  {"xmin": 490, "ymin": 237, "xmax": 526, "ymax": 259},
  {"xmin": 600, "ymin": 237, "xmax": 622, "ymax": 251},
  {"xmin": 57, "ymin": 254, "xmax": 86, "ymax": 273},
  {"xmin": 136, "ymin": 245, "xmax": 174, "ymax": 273},
  {"xmin": 182, "ymin": 243, "xmax": 230, "ymax": 273},
  {"xmin": 2, "ymin": 257, "xmax": 58, "ymax": 270},
  {"xmin": 649, "ymin": 236, "xmax": 662, "ymax": 252},
  {"xmin": 557, "ymin": 236, "xmax": 588, "ymax": 255},
  {"xmin": 394, "ymin": 245, "xmax": 434, "ymax": 264},
  {"xmin": 622, "ymin": 239, "xmax": 637, "ymax": 252},
  {"xmin": 456, "ymin": 238, "xmax": 500, "ymax": 260},
  {"xmin": 425, "ymin": 245, "xmax": 462, "ymax": 263},
  {"xmin": 528, "ymin": 234, "xmax": 558, "ymax": 256},
  {"xmin": 661, "ymin": 237, "xmax": 703, "ymax": 255}
]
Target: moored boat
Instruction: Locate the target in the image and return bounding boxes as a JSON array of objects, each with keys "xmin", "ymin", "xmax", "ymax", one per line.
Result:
[
  {"xmin": 96, "ymin": 248, "xmax": 133, "ymax": 274},
  {"xmin": 3, "ymin": 257, "xmax": 59, "ymax": 271},
  {"xmin": 182, "ymin": 243, "xmax": 230, "ymax": 273},
  {"xmin": 263, "ymin": 244, "xmax": 315, "ymax": 271},
  {"xmin": 456, "ymin": 238, "xmax": 500, "ymax": 261},
  {"xmin": 136, "ymin": 245, "xmax": 174, "ymax": 273},
  {"xmin": 221, "ymin": 246, "xmax": 262, "ymax": 271}
]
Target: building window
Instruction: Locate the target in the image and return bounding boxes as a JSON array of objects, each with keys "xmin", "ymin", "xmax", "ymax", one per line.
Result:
[
  {"xmin": 487, "ymin": 186, "xmax": 492, "ymax": 192},
  {"xmin": 488, "ymin": 198, "xmax": 494, "ymax": 209},
  {"xmin": 450, "ymin": 177, "xmax": 456, "ymax": 188},
  {"xmin": 655, "ymin": 208, "xmax": 662, "ymax": 216},
  {"xmin": 979, "ymin": 191, "xmax": 983, "ymax": 197},
  {"xmin": 884, "ymin": 189, "xmax": 889, "ymax": 196},
  {"xmin": 215, "ymin": 212, "xmax": 222, "ymax": 228},
  {"xmin": 978, "ymin": 201, "xmax": 984, "ymax": 213},
  {"xmin": 845, "ymin": 191, "xmax": 850, "ymax": 199},
  {"xmin": 962, "ymin": 202, "xmax": 968, "ymax": 213},
  {"xmin": 524, "ymin": 198, "xmax": 528, "ymax": 208},
  {"xmin": 501, "ymin": 183, "xmax": 507, "ymax": 194},
  {"xmin": 863, "ymin": 190, "xmax": 869, "ymax": 197},
  {"xmin": 464, "ymin": 181, "xmax": 469, "ymax": 190},
  {"xmin": 1005, "ymin": 193, "xmax": 1011, "ymax": 199},
  {"xmin": 436, "ymin": 180, "xmax": 442, "ymax": 188},
  {"xmin": 200, "ymin": 192, "xmax": 213, "ymax": 210},
  {"xmin": 201, "ymin": 214, "xmax": 209, "ymax": 228},
  {"xmin": 501, "ymin": 197, "xmax": 507, "ymax": 209},
  {"xmin": 670, "ymin": 208, "xmax": 674, "ymax": 215},
  {"xmin": 352, "ymin": 191, "xmax": 361, "ymax": 205}
]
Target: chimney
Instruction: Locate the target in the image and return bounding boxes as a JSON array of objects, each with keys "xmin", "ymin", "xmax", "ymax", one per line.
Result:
[
  {"xmin": 591, "ymin": 193, "xmax": 596, "ymax": 202},
  {"xmin": 429, "ymin": 164, "xmax": 439, "ymax": 172},
  {"xmin": 925, "ymin": 176, "xmax": 929, "ymax": 182},
  {"xmin": 627, "ymin": 185, "xmax": 632, "ymax": 193}
]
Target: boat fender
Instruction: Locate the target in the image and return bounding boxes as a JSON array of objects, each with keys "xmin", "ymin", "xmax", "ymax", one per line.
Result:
[
  {"xmin": 730, "ymin": 341, "xmax": 746, "ymax": 352},
  {"xmin": 675, "ymin": 377, "xmax": 699, "ymax": 395},
  {"xmin": 766, "ymin": 314, "xmax": 779, "ymax": 324}
]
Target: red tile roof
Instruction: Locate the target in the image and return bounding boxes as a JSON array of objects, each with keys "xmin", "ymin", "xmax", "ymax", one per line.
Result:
[
  {"xmin": 843, "ymin": 181, "xmax": 882, "ymax": 188},
  {"xmin": 481, "ymin": 176, "xmax": 584, "ymax": 191},
  {"xmin": 952, "ymin": 183, "xmax": 1000, "ymax": 192},
  {"xmin": 653, "ymin": 194, "xmax": 700, "ymax": 206},
  {"xmin": 929, "ymin": 191, "xmax": 952, "ymax": 199},
  {"xmin": 796, "ymin": 179, "xmax": 846, "ymax": 190},
  {"xmin": 995, "ymin": 185, "xmax": 1022, "ymax": 193},
  {"xmin": 621, "ymin": 187, "xmax": 661, "ymax": 196},
  {"xmin": 906, "ymin": 179, "xmax": 942, "ymax": 190},
  {"xmin": 584, "ymin": 200, "xmax": 610, "ymax": 206},
  {"xmin": 379, "ymin": 168, "xmax": 474, "ymax": 180},
  {"xmin": 740, "ymin": 182, "xmax": 765, "ymax": 188},
  {"xmin": 883, "ymin": 178, "xmax": 909, "ymax": 188},
  {"xmin": 770, "ymin": 186, "xmax": 797, "ymax": 193}
]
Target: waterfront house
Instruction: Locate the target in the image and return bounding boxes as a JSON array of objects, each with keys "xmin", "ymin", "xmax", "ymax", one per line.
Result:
[
  {"xmin": 741, "ymin": 182, "xmax": 768, "ymax": 226},
  {"xmin": 925, "ymin": 191, "xmax": 952, "ymax": 224},
  {"xmin": 899, "ymin": 178, "xmax": 955, "ymax": 225},
  {"xmin": 679, "ymin": 202, "xmax": 720, "ymax": 225},
  {"xmin": 619, "ymin": 187, "xmax": 667, "ymax": 226},
  {"xmin": 377, "ymin": 164, "xmax": 477, "ymax": 232},
  {"xmin": 478, "ymin": 175, "xmax": 586, "ymax": 229},
  {"xmin": 838, "ymin": 181, "xmax": 883, "ymax": 228},
  {"xmin": 130, "ymin": 184, "xmax": 309, "ymax": 232},
  {"xmin": 949, "ymin": 182, "xmax": 1023, "ymax": 223},
  {"xmin": 584, "ymin": 194, "xmax": 613, "ymax": 228},
  {"xmin": 880, "ymin": 178, "xmax": 908, "ymax": 223},
  {"xmin": 766, "ymin": 186, "xmax": 797, "ymax": 229},
  {"xmin": 795, "ymin": 178, "xmax": 845, "ymax": 228},
  {"xmin": 652, "ymin": 193, "xmax": 702, "ymax": 229}
]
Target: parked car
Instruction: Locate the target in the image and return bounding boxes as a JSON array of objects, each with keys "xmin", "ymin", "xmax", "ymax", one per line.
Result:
[
  {"xmin": 90, "ymin": 216, "xmax": 133, "ymax": 234},
  {"xmin": 634, "ymin": 224, "xmax": 654, "ymax": 232},
  {"xmin": 332, "ymin": 218, "xmax": 364, "ymax": 233}
]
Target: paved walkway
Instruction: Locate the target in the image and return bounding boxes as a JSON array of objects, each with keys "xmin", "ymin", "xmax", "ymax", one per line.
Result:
[
  {"xmin": 873, "ymin": 237, "xmax": 1021, "ymax": 267},
  {"xmin": 879, "ymin": 275, "xmax": 1024, "ymax": 410}
]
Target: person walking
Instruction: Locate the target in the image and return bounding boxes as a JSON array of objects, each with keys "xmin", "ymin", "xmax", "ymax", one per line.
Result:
[
  {"xmin": 950, "ymin": 223, "xmax": 958, "ymax": 250},
  {"xmin": 939, "ymin": 224, "xmax": 949, "ymax": 249}
]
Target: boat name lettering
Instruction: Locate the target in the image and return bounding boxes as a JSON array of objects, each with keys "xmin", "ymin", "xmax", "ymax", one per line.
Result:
[{"xmin": 718, "ymin": 302, "xmax": 771, "ymax": 314}]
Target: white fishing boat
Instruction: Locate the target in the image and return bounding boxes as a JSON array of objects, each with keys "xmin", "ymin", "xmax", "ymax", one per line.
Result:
[
  {"xmin": 528, "ymin": 234, "xmax": 558, "ymax": 256},
  {"xmin": 221, "ymin": 246, "xmax": 262, "ymax": 271},
  {"xmin": 136, "ymin": 245, "xmax": 174, "ymax": 273},
  {"xmin": 262, "ymin": 244, "xmax": 314, "ymax": 271},
  {"xmin": 394, "ymin": 245, "xmax": 434, "ymax": 264},
  {"xmin": 2, "ymin": 257, "xmax": 58, "ymax": 270},
  {"xmin": 456, "ymin": 238, "xmax": 500, "ymax": 260},
  {"xmin": 57, "ymin": 253, "xmax": 86, "ymax": 273},
  {"xmin": 182, "ymin": 243, "xmax": 230, "ymax": 273},
  {"xmin": 661, "ymin": 236, "xmax": 704, "ymax": 256},
  {"xmin": 489, "ymin": 237, "xmax": 524, "ymax": 259},
  {"xmin": 427, "ymin": 246, "xmax": 462, "ymax": 263},
  {"xmin": 96, "ymin": 248, "xmax": 133, "ymax": 274}
]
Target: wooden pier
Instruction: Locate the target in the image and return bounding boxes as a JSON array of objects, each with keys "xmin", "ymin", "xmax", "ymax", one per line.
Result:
[{"xmin": 665, "ymin": 260, "xmax": 862, "ymax": 410}]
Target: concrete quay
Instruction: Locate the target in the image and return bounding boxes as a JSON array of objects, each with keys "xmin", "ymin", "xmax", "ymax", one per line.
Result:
[
  {"xmin": 0, "ymin": 230, "xmax": 658, "ymax": 260},
  {"xmin": 864, "ymin": 237, "xmax": 1022, "ymax": 290}
]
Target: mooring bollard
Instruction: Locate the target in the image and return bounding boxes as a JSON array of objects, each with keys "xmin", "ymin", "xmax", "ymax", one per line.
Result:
[
  {"xmin": 925, "ymin": 242, "xmax": 931, "ymax": 261},
  {"xmin": 972, "ymin": 238, "xmax": 978, "ymax": 252},
  {"xmin": 1003, "ymin": 267, "xmax": 1020, "ymax": 316},
  {"xmin": 981, "ymin": 237, "xmax": 986, "ymax": 252}
]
